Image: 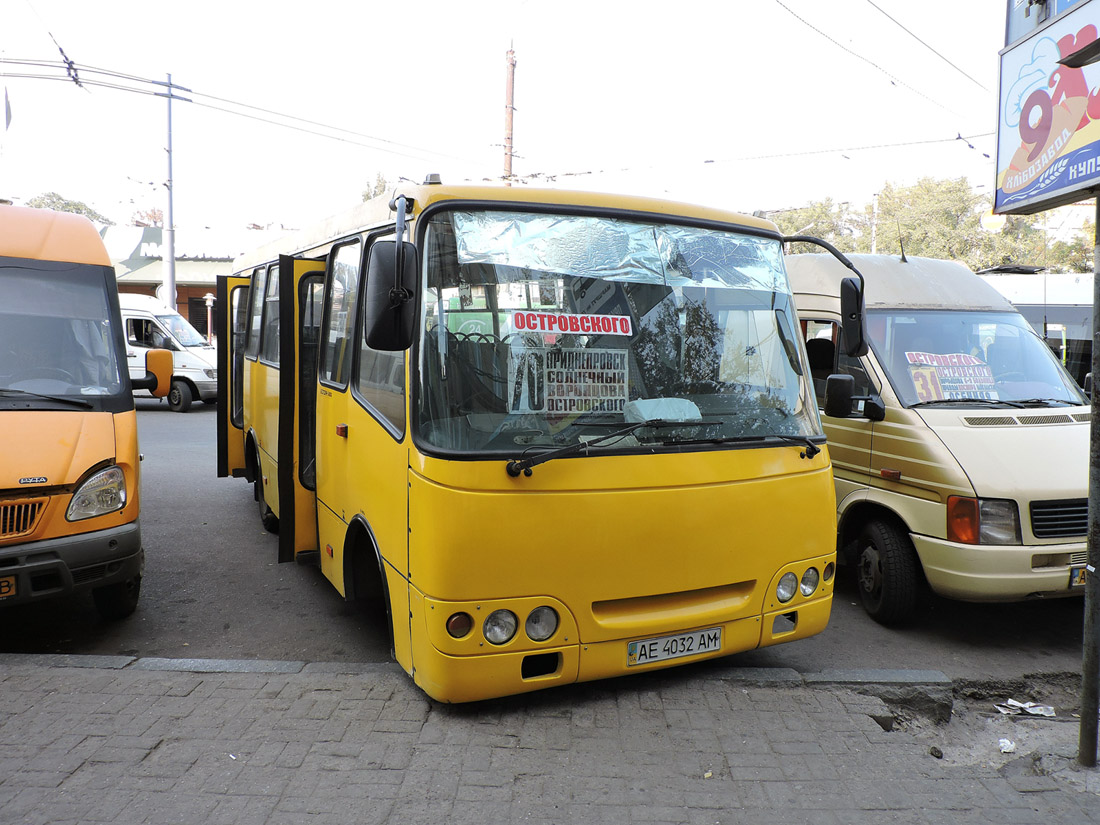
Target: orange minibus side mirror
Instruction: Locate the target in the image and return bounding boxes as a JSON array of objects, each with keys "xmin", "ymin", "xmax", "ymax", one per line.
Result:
[{"xmin": 132, "ymin": 348, "xmax": 172, "ymax": 397}]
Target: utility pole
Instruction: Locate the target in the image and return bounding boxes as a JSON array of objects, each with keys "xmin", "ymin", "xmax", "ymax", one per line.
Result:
[
  {"xmin": 504, "ymin": 46, "xmax": 516, "ymax": 186},
  {"xmin": 152, "ymin": 74, "xmax": 191, "ymax": 311},
  {"xmin": 871, "ymin": 193, "xmax": 879, "ymax": 254},
  {"xmin": 1080, "ymin": 196, "xmax": 1100, "ymax": 767}
]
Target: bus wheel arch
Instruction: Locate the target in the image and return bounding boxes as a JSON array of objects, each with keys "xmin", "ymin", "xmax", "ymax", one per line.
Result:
[{"xmin": 344, "ymin": 518, "xmax": 395, "ymax": 655}]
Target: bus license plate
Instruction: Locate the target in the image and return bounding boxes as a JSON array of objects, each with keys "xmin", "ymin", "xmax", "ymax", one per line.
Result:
[
  {"xmin": 0, "ymin": 575, "xmax": 15, "ymax": 600},
  {"xmin": 1071, "ymin": 566, "xmax": 1088, "ymax": 587},
  {"xmin": 627, "ymin": 627, "xmax": 721, "ymax": 667}
]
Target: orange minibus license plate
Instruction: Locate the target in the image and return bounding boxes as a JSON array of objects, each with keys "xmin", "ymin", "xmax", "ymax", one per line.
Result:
[{"xmin": 0, "ymin": 575, "xmax": 15, "ymax": 600}]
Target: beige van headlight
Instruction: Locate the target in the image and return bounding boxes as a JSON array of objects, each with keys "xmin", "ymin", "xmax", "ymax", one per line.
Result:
[
  {"xmin": 947, "ymin": 496, "xmax": 1021, "ymax": 545},
  {"xmin": 67, "ymin": 466, "xmax": 127, "ymax": 521}
]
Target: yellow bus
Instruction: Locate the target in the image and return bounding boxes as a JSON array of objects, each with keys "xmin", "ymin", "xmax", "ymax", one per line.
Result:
[
  {"xmin": 217, "ymin": 181, "xmax": 857, "ymax": 702},
  {"xmin": 0, "ymin": 203, "xmax": 170, "ymax": 618}
]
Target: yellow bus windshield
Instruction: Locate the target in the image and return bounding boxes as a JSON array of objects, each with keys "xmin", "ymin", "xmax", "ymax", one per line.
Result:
[{"xmin": 415, "ymin": 209, "xmax": 818, "ymax": 454}]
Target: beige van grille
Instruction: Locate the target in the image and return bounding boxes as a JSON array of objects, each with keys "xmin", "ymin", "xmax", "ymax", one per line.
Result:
[
  {"xmin": 1031, "ymin": 499, "xmax": 1088, "ymax": 539},
  {"xmin": 963, "ymin": 416, "xmax": 1016, "ymax": 426}
]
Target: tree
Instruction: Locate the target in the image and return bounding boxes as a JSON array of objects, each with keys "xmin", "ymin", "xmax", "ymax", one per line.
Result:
[
  {"xmin": 26, "ymin": 192, "xmax": 114, "ymax": 225},
  {"xmin": 131, "ymin": 207, "xmax": 163, "ymax": 227},
  {"xmin": 770, "ymin": 198, "xmax": 862, "ymax": 253},
  {"xmin": 773, "ymin": 177, "xmax": 1093, "ymax": 273},
  {"xmin": 362, "ymin": 173, "xmax": 390, "ymax": 202}
]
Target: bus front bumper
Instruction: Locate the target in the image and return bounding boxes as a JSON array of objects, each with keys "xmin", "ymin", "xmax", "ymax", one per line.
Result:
[
  {"xmin": 411, "ymin": 595, "xmax": 832, "ymax": 703},
  {"xmin": 0, "ymin": 520, "xmax": 143, "ymax": 608}
]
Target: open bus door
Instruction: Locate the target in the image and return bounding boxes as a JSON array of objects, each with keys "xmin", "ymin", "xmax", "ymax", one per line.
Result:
[
  {"xmin": 216, "ymin": 274, "xmax": 251, "ymax": 479},
  {"xmin": 276, "ymin": 255, "xmax": 326, "ymax": 564}
]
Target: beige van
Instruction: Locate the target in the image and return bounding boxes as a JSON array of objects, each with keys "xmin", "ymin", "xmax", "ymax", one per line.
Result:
[{"xmin": 786, "ymin": 253, "xmax": 1089, "ymax": 624}]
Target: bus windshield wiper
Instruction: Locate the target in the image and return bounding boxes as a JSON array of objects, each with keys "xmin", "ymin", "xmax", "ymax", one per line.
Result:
[
  {"xmin": 505, "ymin": 419, "xmax": 703, "ymax": 477},
  {"xmin": 645, "ymin": 432, "xmax": 823, "ymax": 459},
  {"xmin": 909, "ymin": 398, "xmax": 1025, "ymax": 409},
  {"xmin": 0, "ymin": 388, "xmax": 94, "ymax": 409}
]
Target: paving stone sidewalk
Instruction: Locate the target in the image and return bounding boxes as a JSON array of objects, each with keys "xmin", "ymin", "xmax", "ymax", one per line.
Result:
[{"xmin": 0, "ymin": 654, "xmax": 1097, "ymax": 825}]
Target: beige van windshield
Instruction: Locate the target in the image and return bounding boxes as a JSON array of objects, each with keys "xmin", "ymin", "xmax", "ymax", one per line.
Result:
[{"xmin": 869, "ymin": 309, "xmax": 1085, "ymax": 407}]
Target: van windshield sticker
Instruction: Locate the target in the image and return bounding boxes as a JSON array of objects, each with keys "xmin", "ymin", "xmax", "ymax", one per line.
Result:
[{"xmin": 905, "ymin": 351, "xmax": 999, "ymax": 401}]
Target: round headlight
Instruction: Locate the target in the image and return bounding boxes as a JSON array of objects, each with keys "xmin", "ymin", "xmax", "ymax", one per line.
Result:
[
  {"xmin": 446, "ymin": 612, "xmax": 473, "ymax": 638},
  {"xmin": 483, "ymin": 609, "xmax": 518, "ymax": 645},
  {"xmin": 823, "ymin": 562, "xmax": 835, "ymax": 582},
  {"xmin": 776, "ymin": 572, "xmax": 798, "ymax": 603},
  {"xmin": 525, "ymin": 606, "xmax": 559, "ymax": 642},
  {"xmin": 800, "ymin": 567, "xmax": 820, "ymax": 597}
]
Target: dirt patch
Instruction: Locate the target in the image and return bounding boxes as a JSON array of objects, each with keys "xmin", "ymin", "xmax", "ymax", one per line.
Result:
[{"xmin": 891, "ymin": 672, "xmax": 1100, "ymax": 793}]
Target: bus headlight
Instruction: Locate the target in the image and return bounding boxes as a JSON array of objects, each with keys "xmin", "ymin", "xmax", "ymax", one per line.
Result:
[
  {"xmin": 800, "ymin": 567, "xmax": 820, "ymax": 596},
  {"xmin": 776, "ymin": 572, "xmax": 798, "ymax": 603},
  {"xmin": 484, "ymin": 609, "xmax": 518, "ymax": 645},
  {"xmin": 66, "ymin": 466, "xmax": 126, "ymax": 521},
  {"xmin": 525, "ymin": 606, "xmax": 559, "ymax": 642}
]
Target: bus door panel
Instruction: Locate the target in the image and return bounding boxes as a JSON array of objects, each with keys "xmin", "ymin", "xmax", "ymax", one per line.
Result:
[
  {"xmin": 216, "ymin": 274, "xmax": 251, "ymax": 478},
  {"xmin": 276, "ymin": 255, "xmax": 325, "ymax": 564}
]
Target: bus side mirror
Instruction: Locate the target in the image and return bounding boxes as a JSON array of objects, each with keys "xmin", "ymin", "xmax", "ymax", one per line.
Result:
[
  {"xmin": 824, "ymin": 374, "xmax": 855, "ymax": 418},
  {"xmin": 363, "ymin": 240, "xmax": 418, "ymax": 351},
  {"xmin": 840, "ymin": 276, "xmax": 867, "ymax": 357},
  {"xmin": 1085, "ymin": 372, "xmax": 1093, "ymax": 397},
  {"xmin": 824, "ymin": 373, "xmax": 886, "ymax": 421},
  {"xmin": 132, "ymin": 348, "xmax": 172, "ymax": 397}
]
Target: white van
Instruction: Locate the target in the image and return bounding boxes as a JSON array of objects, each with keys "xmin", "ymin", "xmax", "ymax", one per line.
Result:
[
  {"xmin": 786, "ymin": 253, "xmax": 1089, "ymax": 625},
  {"xmin": 119, "ymin": 293, "xmax": 217, "ymax": 412}
]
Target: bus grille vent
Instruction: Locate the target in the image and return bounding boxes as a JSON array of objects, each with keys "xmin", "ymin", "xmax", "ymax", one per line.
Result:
[
  {"xmin": 1074, "ymin": 413, "xmax": 1091, "ymax": 423},
  {"xmin": 1031, "ymin": 499, "xmax": 1088, "ymax": 539},
  {"xmin": 0, "ymin": 498, "xmax": 46, "ymax": 539},
  {"xmin": 964, "ymin": 416, "xmax": 1016, "ymax": 426}
]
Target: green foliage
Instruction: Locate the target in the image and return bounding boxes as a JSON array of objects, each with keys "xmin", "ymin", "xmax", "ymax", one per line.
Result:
[
  {"xmin": 770, "ymin": 177, "xmax": 1093, "ymax": 273},
  {"xmin": 25, "ymin": 192, "xmax": 114, "ymax": 225},
  {"xmin": 362, "ymin": 173, "xmax": 390, "ymax": 202}
]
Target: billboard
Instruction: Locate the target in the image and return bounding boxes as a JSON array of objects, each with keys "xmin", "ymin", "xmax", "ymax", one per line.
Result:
[{"xmin": 995, "ymin": 0, "xmax": 1100, "ymax": 214}]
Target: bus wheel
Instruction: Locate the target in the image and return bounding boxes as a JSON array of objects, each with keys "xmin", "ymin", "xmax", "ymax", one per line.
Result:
[
  {"xmin": 855, "ymin": 520, "xmax": 921, "ymax": 625},
  {"xmin": 168, "ymin": 380, "xmax": 193, "ymax": 413},
  {"xmin": 92, "ymin": 575, "xmax": 141, "ymax": 620},
  {"xmin": 255, "ymin": 471, "xmax": 279, "ymax": 534}
]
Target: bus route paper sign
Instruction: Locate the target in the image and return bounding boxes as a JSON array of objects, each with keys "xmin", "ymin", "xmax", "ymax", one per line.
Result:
[
  {"xmin": 906, "ymin": 352, "xmax": 999, "ymax": 402},
  {"xmin": 509, "ymin": 348, "xmax": 628, "ymax": 415}
]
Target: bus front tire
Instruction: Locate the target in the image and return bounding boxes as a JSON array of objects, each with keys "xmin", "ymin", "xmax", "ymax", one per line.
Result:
[
  {"xmin": 92, "ymin": 575, "xmax": 141, "ymax": 620},
  {"xmin": 855, "ymin": 520, "xmax": 921, "ymax": 626},
  {"xmin": 168, "ymin": 380, "xmax": 193, "ymax": 413}
]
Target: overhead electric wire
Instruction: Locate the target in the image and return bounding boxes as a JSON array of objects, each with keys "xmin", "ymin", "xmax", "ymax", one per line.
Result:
[
  {"xmin": 0, "ymin": 56, "xmax": 478, "ymax": 166},
  {"xmin": 512, "ymin": 131, "xmax": 995, "ymax": 185},
  {"xmin": 864, "ymin": 0, "xmax": 990, "ymax": 92},
  {"xmin": 772, "ymin": 0, "xmax": 968, "ymax": 118}
]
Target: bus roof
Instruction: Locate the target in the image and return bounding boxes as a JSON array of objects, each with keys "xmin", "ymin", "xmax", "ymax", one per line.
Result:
[
  {"xmin": 232, "ymin": 183, "xmax": 780, "ymax": 272},
  {"xmin": 785, "ymin": 253, "xmax": 1016, "ymax": 313},
  {"xmin": 0, "ymin": 203, "xmax": 110, "ymax": 266}
]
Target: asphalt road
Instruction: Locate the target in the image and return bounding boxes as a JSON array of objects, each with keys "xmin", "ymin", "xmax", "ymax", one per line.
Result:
[{"xmin": 1, "ymin": 398, "xmax": 1086, "ymax": 684}]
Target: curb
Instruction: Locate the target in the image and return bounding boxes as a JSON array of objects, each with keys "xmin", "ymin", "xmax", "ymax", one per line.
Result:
[{"xmin": 0, "ymin": 651, "xmax": 949, "ymax": 686}]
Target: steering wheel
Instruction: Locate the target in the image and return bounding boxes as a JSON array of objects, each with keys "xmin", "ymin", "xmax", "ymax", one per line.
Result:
[{"xmin": 16, "ymin": 367, "xmax": 77, "ymax": 383}]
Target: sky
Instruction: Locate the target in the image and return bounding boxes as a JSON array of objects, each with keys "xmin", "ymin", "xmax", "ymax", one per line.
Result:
[{"xmin": 0, "ymin": 0, "xmax": 1015, "ymax": 240}]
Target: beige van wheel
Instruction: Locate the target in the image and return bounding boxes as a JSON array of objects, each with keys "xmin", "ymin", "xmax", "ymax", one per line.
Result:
[{"xmin": 856, "ymin": 520, "xmax": 921, "ymax": 625}]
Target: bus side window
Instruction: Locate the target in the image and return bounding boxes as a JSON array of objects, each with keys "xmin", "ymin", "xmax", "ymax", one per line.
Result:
[
  {"xmin": 259, "ymin": 264, "xmax": 280, "ymax": 365},
  {"xmin": 320, "ymin": 241, "xmax": 362, "ymax": 387}
]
